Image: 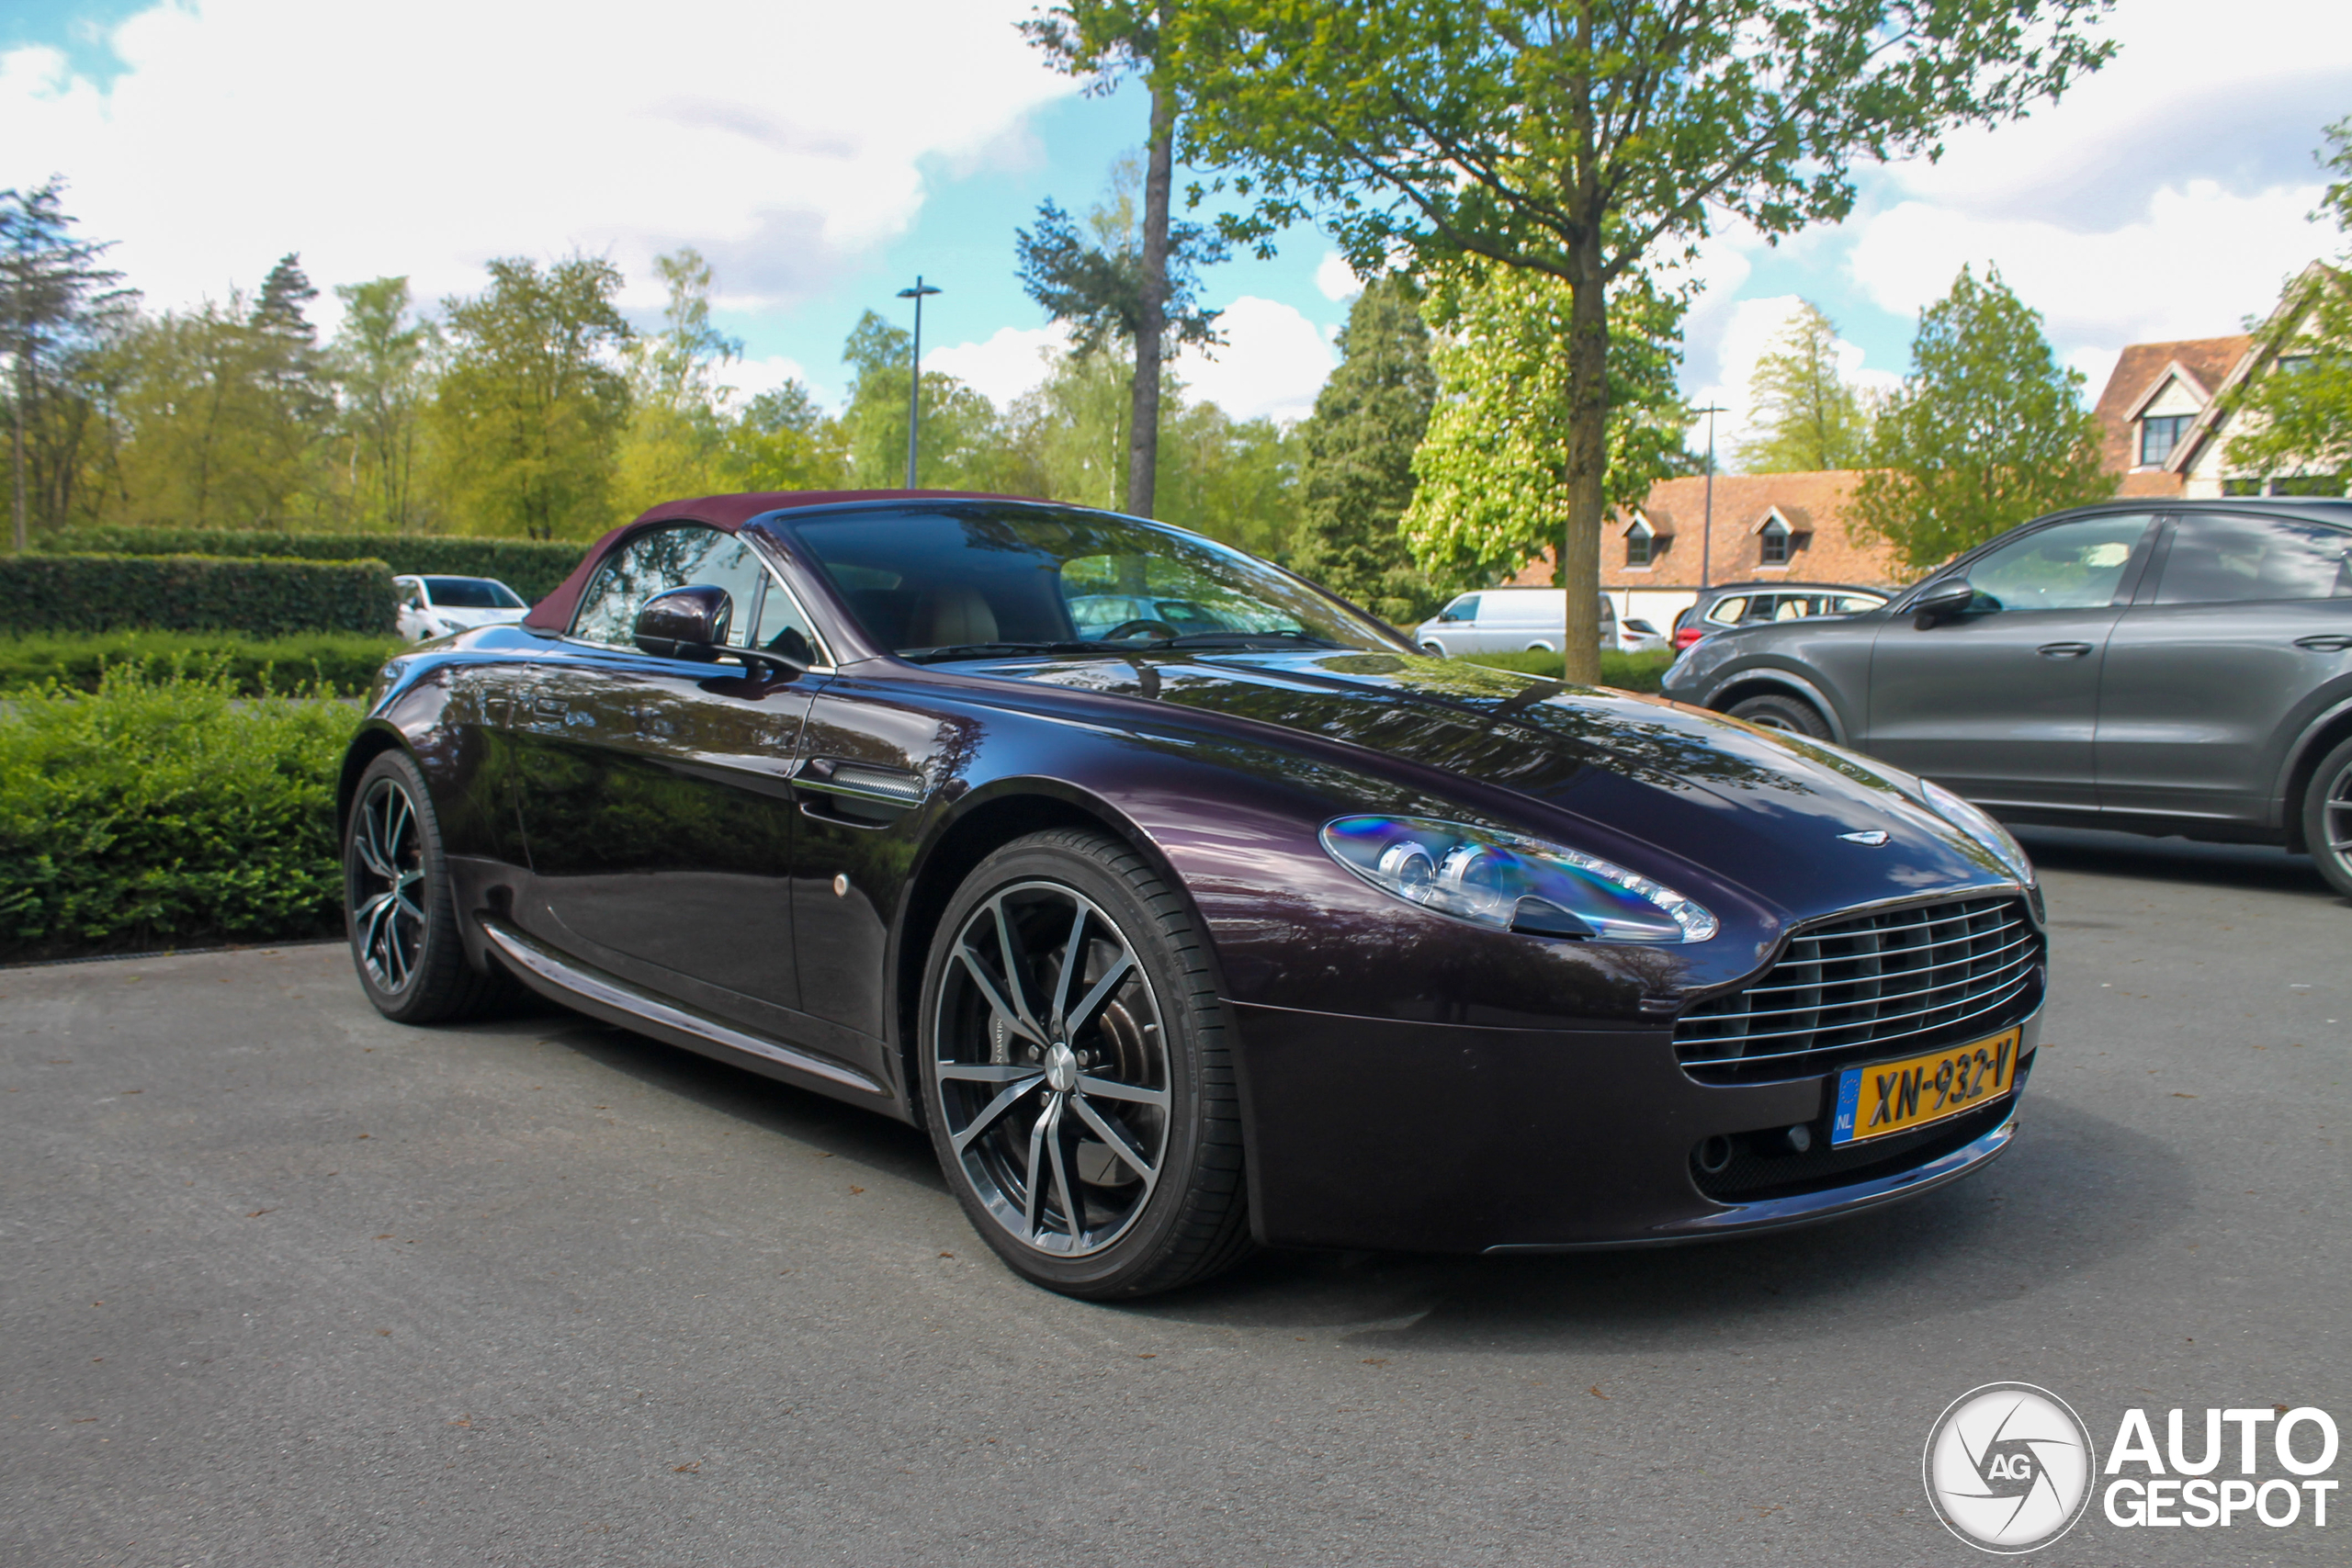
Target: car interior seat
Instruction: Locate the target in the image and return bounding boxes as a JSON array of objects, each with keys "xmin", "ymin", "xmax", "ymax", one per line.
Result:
[{"xmin": 913, "ymin": 585, "xmax": 999, "ymax": 649}]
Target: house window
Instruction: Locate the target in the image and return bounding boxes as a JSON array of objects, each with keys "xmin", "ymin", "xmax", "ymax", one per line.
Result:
[
  {"xmin": 2277, "ymin": 355, "xmax": 2314, "ymax": 376},
  {"xmin": 1625, "ymin": 520, "xmax": 1654, "ymax": 567},
  {"xmin": 1758, "ymin": 517, "xmax": 1791, "ymax": 566},
  {"xmin": 2141, "ymin": 413, "xmax": 2194, "ymax": 466}
]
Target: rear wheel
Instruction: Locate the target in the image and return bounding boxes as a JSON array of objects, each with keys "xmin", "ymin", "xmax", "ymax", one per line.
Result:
[
  {"xmin": 1727, "ymin": 692, "xmax": 1831, "ymax": 739},
  {"xmin": 345, "ymin": 750, "xmax": 505, "ymax": 1024},
  {"xmin": 2302, "ymin": 735, "xmax": 2352, "ymax": 900},
  {"xmin": 918, "ymin": 829, "xmax": 1251, "ymax": 1298}
]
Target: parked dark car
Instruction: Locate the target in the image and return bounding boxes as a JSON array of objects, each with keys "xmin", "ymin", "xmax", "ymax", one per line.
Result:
[
  {"xmin": 1660, "ymin": 499, "xmax": 2352, "ymax": 897},
  {"xmin": 341, "ymin": 491, "xmax": 2049, "ymax": 1298},
  {"xmin": 1670, "ymin": 581, "xmax": 1892, "ymax": 650}
]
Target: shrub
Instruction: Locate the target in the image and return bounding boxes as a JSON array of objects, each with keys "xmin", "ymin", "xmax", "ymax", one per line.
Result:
[
  {"xmin": 1464, "ymin": 648, "xmax": 1677, "ymax": 693},
  {"xmin": 0, "ymin": 552, "xmax": 398, "ymax": 637},
  {"xmin": 55, "ymin": 527, "xmax": 588, "ymax": 603},
  {"xmin": 0, "ymin": 668, "xmax": 359, "ymax": 960},
  {"xmin": 0, "ymin": 631, "xmax": 404, "ymax": 697}
]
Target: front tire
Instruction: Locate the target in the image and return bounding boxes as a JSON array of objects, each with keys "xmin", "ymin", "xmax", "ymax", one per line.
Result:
[
  {"xmin": 2302, "ymin": 735, "xmax": 2352, "ymax": 900},
  {"xmin": 344, "ymin": 750, "xmax": 504, "ymax": 1024},
  {"xmin": 918, "ymin": 829, "xmax": 1251, "ymax": 1299},
  {"xmin": 1727, "ymin": 692, "xmax": 1832, "ymax": 739}
]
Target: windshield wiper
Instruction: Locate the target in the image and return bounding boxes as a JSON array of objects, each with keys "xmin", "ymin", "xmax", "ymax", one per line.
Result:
[{"xmin": 902, "ymin": 640, "xmax": 1120, "ymax": 663}]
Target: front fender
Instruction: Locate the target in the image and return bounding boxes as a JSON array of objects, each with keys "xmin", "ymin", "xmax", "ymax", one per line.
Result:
[{"xmin": 1700, "ymin": 662, "xmax": 1853, "ymax": 744}]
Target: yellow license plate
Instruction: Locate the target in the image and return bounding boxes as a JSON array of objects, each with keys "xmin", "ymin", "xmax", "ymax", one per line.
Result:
[{"xmin": 1830, "ymin": 1027, "xmax": 2021, "ymax": 1145}]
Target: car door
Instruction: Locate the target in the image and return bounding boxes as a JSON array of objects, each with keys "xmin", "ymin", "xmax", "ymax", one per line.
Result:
[
  {"xmin": 2097, "ymin": 511, "xmax": 2352, "ymax": 828},
  {"xmin": 1862, "ymin": 513, "xmax": 2157, "ymax": 810},
  {"xmin": 511, "ymin": 524, "xmax": 817, "ymax": 1034}
]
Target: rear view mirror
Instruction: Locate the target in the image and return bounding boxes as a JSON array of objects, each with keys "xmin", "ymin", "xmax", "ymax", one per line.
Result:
[
  {"xmin": 634, "ymin": 584, "xmax": 732, "ymax": 660},
  {"xmin": 1911, "ymin": 579, "xmax": 1976, "ymax": 627}
]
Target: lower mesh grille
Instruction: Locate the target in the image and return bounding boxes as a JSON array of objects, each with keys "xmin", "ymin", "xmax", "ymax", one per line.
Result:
[{"xmin": 1676, "ymin": 895, "xmax": 2041, "ymax": 1084}]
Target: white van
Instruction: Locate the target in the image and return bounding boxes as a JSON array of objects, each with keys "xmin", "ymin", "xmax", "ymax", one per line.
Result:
[{"xmin": 1413, "ymin": 588, "xmax": 1617, "ymax": 657}]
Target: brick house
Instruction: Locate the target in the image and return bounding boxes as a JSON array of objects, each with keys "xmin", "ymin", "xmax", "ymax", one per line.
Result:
[
  {"xmin": 1507, "ymin": 470, "xmax": 1906, "ymax": 632},
  {"xmin": 2091, "ymin": 262, "xmax": 2344, "ymax": 499}
]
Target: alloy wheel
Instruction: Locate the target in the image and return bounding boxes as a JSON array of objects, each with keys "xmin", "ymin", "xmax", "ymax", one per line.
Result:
[
  {"xmin": 2326, "ymin": 757, "xmax": 2352, "ymax": 876},
  {"xmin": 350, "ymin": 775, "xmax": 428, "ymax": 995},
  {"xmin": 932, "ymin": 880, "xmax": 1170, "ymax": 1258}
]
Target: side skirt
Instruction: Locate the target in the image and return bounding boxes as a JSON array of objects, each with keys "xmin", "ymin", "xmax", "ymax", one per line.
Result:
[{"xmin": 479, "ymin": 917, "xmax": 897, "ymax": 1111}]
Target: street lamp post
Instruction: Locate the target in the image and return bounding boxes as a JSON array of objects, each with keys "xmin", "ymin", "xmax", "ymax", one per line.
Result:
[
  {"xmin": 1692, "ymin": 403, "xmax": 1726, "ymax": 591},
  {"xmin": 896, "ymin": 276, "xmax": 941, "ymax": 491}
]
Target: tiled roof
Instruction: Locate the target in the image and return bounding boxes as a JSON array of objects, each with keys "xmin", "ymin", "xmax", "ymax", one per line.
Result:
[
  {"xmin": 1509, "ymin": 471, "xmax": 1907, "ymax": 589},
  {"xmin": 2092, "ymin": 336, "xmax": 2252, "ymax": 472}
]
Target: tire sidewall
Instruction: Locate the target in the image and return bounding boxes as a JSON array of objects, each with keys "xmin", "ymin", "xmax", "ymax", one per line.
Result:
[
  {"xmin": 917, "ymin": 833, "xmax": 1219, "ymax": 1296},
  {"xmin": 1729, "ymin": 693, "xmax": 1830, "ymax": 739},
  {"xmin": 2303, "ymin": 737, "xmax": 2352, "ymax": 900}
]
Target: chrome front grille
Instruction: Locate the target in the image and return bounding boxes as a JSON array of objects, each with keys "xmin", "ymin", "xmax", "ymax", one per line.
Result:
[{"xmin": 1675, "ymin": 896, "xmax": 2041, "ymax": 1083}]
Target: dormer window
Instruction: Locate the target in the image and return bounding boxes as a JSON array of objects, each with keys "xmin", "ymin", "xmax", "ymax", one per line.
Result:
[
  {"xmin": 2141, "ymin": 413, "xmax": 2193, "ymax": 466},
  {"xmin": 1625, "ymin": 519, "xmax": 1655, "ymax": 567},
  {"xmin": 1758, "ymin": 515, "xmax": 1791, "ymax": 566}
]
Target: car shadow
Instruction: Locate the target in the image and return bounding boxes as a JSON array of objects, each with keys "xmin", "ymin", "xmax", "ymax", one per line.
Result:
[{"xmin": 2014, "ymin": 824, "xmax": 2341, "ymax": 900}]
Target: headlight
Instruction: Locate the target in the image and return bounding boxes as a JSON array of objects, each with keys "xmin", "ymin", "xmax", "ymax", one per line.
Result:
[
  {"xmin": 1320, "ymin": 816, "xmax": 1718, "ymax": 943},
  {"xmin": 1920, "ymin": 780, "xmax": 2034, "ymax": 884}
]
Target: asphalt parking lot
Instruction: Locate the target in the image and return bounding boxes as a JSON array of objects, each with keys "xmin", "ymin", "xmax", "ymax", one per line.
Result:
[{"xmin": 6, "ymin": 828, "xmax": 2346, "ymax": 1567}]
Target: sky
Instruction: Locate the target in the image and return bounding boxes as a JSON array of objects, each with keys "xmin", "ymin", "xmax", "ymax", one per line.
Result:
[{"xmin": 3, "ymin": 0, "xmax": 2347, "ymax": 456}]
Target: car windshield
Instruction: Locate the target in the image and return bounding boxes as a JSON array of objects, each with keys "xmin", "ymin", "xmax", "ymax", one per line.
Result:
[
  {"xmin": 422, "ymin": 577, "xmax": 524, "ymax": 609},
  {"xmin": 781, "ymin": 506, "xmax": 1409, "ymax": 659}
]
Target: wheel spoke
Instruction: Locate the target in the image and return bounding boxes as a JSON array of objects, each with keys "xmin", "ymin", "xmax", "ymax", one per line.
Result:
[
  {"xmin": 1048, "ymin": 899, "xmax": 1089, "ymax": 1033},
  {"xmin": 949, "ymin": 1073, "xmax": 1046, "ymax": 1156},
  {"xmin": 1043, "ymin": 1097, "xmax": 1081, "ymax": 1242},
  {"xmin": 387, "ymin": 789, "xmax": 413, "ymax": 864},
  {"xmin": 988, "ymin": 896, "xmax": 1046, "ymax": 1036},
  {"xmin": 1075, "ymin": 1073, "xmax": 1168, "ymax": 1109},
  {"xmin": 938, "ymin": 1062, "xmax": 1045, "ymax": 1084},
  {"xmin": 356, "ymin": 800, "xmax": 395, "ymax": 880},
  {"xmin": 953, "ymin": 947, "xmax": 1045, "ymax": 1048},
  {"xmin": 1022, "ymin": 1096, "xmax": 1054, "ymax": 1239},
  {"xmin": 1069, "ymin": 1093, "xmax": 1157, "ymax": 1184},
  {"xmin": 1065, "ymin": 950, "xmax": 1136, "ymax": 1038}
]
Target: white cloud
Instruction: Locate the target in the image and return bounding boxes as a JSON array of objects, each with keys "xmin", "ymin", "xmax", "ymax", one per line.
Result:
[
  {"xmin": 1315, "ymin": 252, "xmax": 1363, "ymax": 302},
  {"xmin": 1175, "ymin": 296, "xmax": 1339, "ymax": 423},
  {"xmin": 1680, "ymin": 294, "xmax": 1900, "ymax": 462},
  {"xmin": 925, "ymin": 323, "xmax": 1069, "ymax": 408},
  {"xmin": 720, "ymin": 354, "xmax": 818, "ymax": 406},
  {"xmin": 0, "ymin": 1, "xmax": 1073, "ymax": 321}
]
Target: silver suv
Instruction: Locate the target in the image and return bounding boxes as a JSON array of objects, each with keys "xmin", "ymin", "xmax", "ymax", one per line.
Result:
[{"xmin": 1659, "ymin": 499, "xmax": 2352, "ymax": 897}]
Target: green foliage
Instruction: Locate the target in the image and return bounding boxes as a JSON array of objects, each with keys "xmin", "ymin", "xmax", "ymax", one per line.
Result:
[
  {"xmin": 51, "ymin": 526, "xmax": 585, "ymax": 602},
  {"xmin": 2, "ymin": 178, "xmax": 135, "ymax": 549},
  {"xmin": 0, "ymin": 667, "xmax": 357, "ymax": 958},
  {"xmin": 1293, "ymin": 276, "xmax": 1440, "ymax": 621},
  {"xmin": 715, "ymin": 382, "xmax": 851, "ymax": 494},
  {"xmin": 1736, "ymin": 301, "xmax": 1873, "ymax": 472},
  {"xmin": 1460, "ymin": 647, "xmax": 1677, "ymax": 693},
  {"xmin": 431, "ymin": 255, "xmax": 633, "ymax": 539},
  {"xmin": 330, "ymin": 276, "xmax": 435, "ymax": 532},
  {"xmin": 1015, "ymin": 161, "xmax": 1224, "ymax": 357},
  {"xmin": 0, "ymin": 630, "xmax": 401, "ymax": 696},
  {"xmin": 0, "ymin": 552, "xmax": 397, "ymax": 636},
  {"xmin": 1853, "ymin": 265, "xmax": 2115, "ymax": 570},
  {"xmin": 614, "ymin": 249, "xmax": 744, "ymax": 516},
  {"xmin": 2223, "ymin": 121, "xmax": 2352, "ymax": 487},
  {"xmin": 839, "ymin": 310, "xmax": 1003, "ymax": 489},
  {"xmin": 1403, "ymin": 264, "xmax": 1688, "ymax": 586}
]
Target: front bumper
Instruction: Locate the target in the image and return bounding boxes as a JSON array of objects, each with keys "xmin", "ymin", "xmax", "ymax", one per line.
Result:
[{"xmin": 1227, "ymin": 998, "xmax": 2040, "ymax": 1253}]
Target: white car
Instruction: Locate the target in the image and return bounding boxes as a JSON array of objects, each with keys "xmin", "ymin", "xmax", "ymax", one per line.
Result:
[
  {"xmin": 1614, "ymin": 615, "xmax": 1669, "ymax": 654},
  {"xmin": 394, "ymin": 575, "xmax": 529, "ymax": 642},
  {"xmin": 1413, "ymin": 587, "xmax": 1618, "ymax": 656}
]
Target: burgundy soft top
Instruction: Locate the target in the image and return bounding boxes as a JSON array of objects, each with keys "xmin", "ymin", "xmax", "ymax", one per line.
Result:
[{"xmin": 520, "ymin": 489, "xmax": 1027, "ymax": 631}]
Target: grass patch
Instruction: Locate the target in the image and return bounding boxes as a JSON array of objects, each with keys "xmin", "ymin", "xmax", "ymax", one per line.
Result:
[
  {"xmin": 0, "ymin": 668, "xmax": 361, "ymax": 962},
  {"xmin": 0, "ymin": 630, "xmax": 404, "ymax": 697},
  {"xmin": 1463, "ymin": 648, "xmax": 1677, "ymax": 693}
]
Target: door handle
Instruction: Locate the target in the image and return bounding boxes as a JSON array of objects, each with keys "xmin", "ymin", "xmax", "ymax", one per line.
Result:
[
  {"xmin": 533, "ymin": 695, "xmax": 569, "ymax": 716},
  {"xmin": 2293, "ymin": 634, "xmax": 2352, "ymax": 652},
  {"xmin": 2036, "ymin": 642, "xmax": 2094, "ymax": 659}
]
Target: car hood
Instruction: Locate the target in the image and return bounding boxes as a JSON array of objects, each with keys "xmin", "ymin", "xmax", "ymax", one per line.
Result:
[{"xmin": 990, "ymin": 649, "xmax": 2017, "ymax": 922}]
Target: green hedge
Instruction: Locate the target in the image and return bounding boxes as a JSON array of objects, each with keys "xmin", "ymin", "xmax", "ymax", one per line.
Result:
[
  {"xmin": 0, "ymin": 668, "xmax": 358, "ymax": 960},
  {"xmin": 1464, "ymin": 648, "xmax": 1678, "ymax": 693},
  {"xmin": 0, "ymin": 553, "xmax": 399, "ymax": 637},
  {"xmin": 56, "ymin": 527, "xmax": 586, "ymax": 603},
  {"xmin": 0, "ymin": 630, "xmax": 403, "ymax": 697}
]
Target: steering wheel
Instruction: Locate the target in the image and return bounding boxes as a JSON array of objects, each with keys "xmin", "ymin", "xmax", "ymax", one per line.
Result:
[{"xmin": 1103, "ymin": 619, "xmax": 1180, "ymax": 640}]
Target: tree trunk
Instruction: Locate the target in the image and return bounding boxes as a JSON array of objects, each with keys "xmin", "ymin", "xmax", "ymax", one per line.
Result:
[
  {"xmin": 1126, "ymin": 58, "xmax": 1176, "ymax": 519},
  {"xmin": 1560, "ymin": 260, "xmax": 1609, "ymax": 685}
]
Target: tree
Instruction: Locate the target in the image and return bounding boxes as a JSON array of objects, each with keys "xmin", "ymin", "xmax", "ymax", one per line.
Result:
[
  {"xmin": 0, "ymin": 179, "xmax": 132, "ymax": 548},
  {"xmin": 430, "ymin": 256, "xmax": 632, "ymax": 539},
  {"xmin": 1169, "ymin": 0, "xmax": 2116, "ymax": 681},
  {"xmin": 1404, "ymin": 264, "xmax": 1689, "ymax": 598},
  {"xmin": 614, "ymin": 248, "xmax": 741, "ymax": 515},
  {"xmin": 1022, "ymin": 3, "xmax": 1223, "ymax": 519},
  {"xmin": 331, "ymin": 276, "xmax": 435, "ymax": 531},
  {"xmin": 837, "ymin": 310, "xmax": 1000, "ymax": 491},
  {"xmin": 1853, "ymin": 265, "xmax": 2113, "ymax": 571},
  {"xmin": 717, "ymin": 382, "xmax": 850, "ymax": 493},
  {"xmin": 1736, "ymin": 299, "xmax": 1871, "ymax": 472},
  {"xmin": 2223, "ymin": 118, "xmax": 2352, "ymax": 490},
  {"xmin": 1292, "ymin": 275, "xmax": 1440, "ymax": 622}
]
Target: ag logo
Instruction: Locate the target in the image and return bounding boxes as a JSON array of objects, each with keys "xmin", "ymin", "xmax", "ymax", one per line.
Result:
[{"xmin": 1924, "ymin": 1382, "xmax": 2097, "ymax": 1552}]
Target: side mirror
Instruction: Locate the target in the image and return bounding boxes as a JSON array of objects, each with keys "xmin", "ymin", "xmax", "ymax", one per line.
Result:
[
  {"xmin": 1911, "ymin": 578, "xmax": 1976, "ymax": 627},
  {"xmin": 634, "ymin": 584, "xmax": 732, "ymax": 660}
]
